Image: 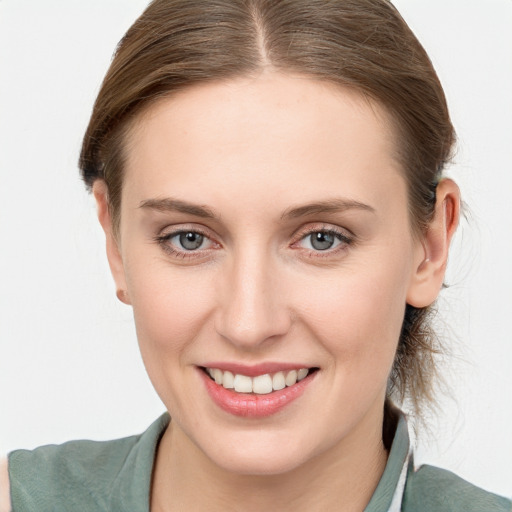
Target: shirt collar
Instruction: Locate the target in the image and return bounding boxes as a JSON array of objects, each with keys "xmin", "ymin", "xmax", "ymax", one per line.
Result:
[
  {"xmin": 109, "ymin": 413, "xmax": 169, "ymax": 512},
  {"xmin": 364, "ymin": 411, "xmax": 411, "ymax": 512}
]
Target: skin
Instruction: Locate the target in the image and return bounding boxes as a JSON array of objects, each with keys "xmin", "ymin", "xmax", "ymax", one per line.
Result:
[
  {"xmin": 93, "ymin": 72, "xmax": 459, "ymax": 511},
  {"xmin": 0, "ymin": 459, "xmax": 9, "ymax": 512}
]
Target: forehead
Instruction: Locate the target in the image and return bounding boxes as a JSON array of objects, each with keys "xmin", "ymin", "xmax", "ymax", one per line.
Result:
[{"xmin": 122, "ymin": 73, "xmax": 404, "ymax": 213}]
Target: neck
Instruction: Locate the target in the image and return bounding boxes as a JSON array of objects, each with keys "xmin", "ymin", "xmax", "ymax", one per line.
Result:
[{"xmin": 151, "ymin": 408, "xmax": 388, "ymax": 512}]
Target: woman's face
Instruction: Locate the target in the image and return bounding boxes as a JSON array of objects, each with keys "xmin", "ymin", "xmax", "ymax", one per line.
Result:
[{"xmin": 104, "ymin": 73, "xmax": 429, "ymax": 474}]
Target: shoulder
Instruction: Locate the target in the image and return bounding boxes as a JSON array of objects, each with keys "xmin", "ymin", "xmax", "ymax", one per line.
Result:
[
  {"xmin": 0, "ymin": 457, "xmax": 11, "ymax": 512},
  {"xmin": 403, "ymin": 464, "xmax": 512, "ymax": 512},
  {"xmin": 8, "ymin": 434, "xmax": 142, "ymax": 512},
  {"xmin": 7, "ymin": 414, "xmax": 169, "ymax": 512}
]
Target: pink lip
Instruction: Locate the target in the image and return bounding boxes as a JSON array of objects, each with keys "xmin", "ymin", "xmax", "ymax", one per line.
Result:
[
  {"xmin": 199, "ymin": 367, "xmax": 317, "ymax": 418},
  {"xmin": 202, "ymin": 362, "xmax": 311, "ymax": 377}
]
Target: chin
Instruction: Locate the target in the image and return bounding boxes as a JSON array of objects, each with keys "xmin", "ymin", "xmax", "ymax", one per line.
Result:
[
  {"xmin": 212, "ymin": 449, "xmax": 308, "ymax": 476},
  {"xmin": 200, "ymin": 429, "xmax": 319, "ymax": 476}
]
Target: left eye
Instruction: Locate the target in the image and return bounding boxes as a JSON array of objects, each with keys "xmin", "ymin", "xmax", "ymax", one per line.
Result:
[
  {"xmin": 170, "ymin": 231, "xmax": 209, "ymax": 251},
  {"xmin": 299, "ymin": 231, "xmax": 345, "ymax": 251}
]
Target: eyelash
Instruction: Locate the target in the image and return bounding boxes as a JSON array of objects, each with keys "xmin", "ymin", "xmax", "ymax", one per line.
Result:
[
  {"xmin": 153, "ymin": 227, "xmax": 215, "ymax": 260},
  {"xmin": 153, "ymin": 225, "xmax": 354, "ymax": 260},
  {"xmin": 292, "ymin": 225, "xmax": 354, "ymax": 258}
]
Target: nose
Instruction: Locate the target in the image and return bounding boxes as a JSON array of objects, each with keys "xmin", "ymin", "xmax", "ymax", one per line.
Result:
[{"xmin": 214, "ymin": 250, "xmax": 291, "ymax": 350}]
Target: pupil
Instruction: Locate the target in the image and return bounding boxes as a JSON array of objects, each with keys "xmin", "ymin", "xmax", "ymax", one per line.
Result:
[
  {"xmin": 311, "ymin": 232, "xmax": 334, "ymax": 251},
  {"xmin": 180, "ymin": 232, "xmax": 203, "ymax": 250}
]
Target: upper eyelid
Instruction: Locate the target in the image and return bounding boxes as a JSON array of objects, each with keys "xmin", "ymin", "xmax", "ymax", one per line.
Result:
[
  {"xmin": 157, "ymin": 224, "xmax": 216, "ymax": 241},
  {"xmin": 292, "ymin": 223, "xmax": 354, "ymax": 240},
  {"xmin": 154, "ymin": 224, "xmax": 211, "ymax": 242}
]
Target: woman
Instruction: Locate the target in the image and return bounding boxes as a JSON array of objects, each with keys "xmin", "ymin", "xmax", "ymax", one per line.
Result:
[{"xmin": 1, "ymin": 1, "xmax": 510, "ymax": 510}]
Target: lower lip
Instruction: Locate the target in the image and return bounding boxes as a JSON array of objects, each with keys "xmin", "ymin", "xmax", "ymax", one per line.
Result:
[{"xmin": 200, "ymin": 369, "xmax": 316, "ymax": 418}]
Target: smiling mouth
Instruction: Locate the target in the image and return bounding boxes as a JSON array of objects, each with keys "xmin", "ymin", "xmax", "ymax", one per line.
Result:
[{"xmin": 202, "ymin": 367, "xmax": 319, "ymax": 394}]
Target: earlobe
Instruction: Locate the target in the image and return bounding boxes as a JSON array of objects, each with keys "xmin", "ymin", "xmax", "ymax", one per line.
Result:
[
  {"xmin": 92, "ymin": 181, "xmax": 131, "ymax": 305},
  {"xmin": 406, "ymin": 179, "xmax": 460, "ymax": 308}
]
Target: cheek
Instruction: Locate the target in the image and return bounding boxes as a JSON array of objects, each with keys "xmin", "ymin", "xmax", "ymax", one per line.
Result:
[
  {"xmin": 294, "ymin": 259, "xmax": 410, "ymax": 374},
  {"xmin": 124, "ymin": 257, "xmax": 216, "ymax": 362},
  {"xmin": 123, "ymin": 261, "xmax": 220, "ymax": 416}
]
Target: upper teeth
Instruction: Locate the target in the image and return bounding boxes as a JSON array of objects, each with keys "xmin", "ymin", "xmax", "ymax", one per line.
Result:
[{"xmin": 207, "ymin": 368, "xmax": 310, "ymax": 394}]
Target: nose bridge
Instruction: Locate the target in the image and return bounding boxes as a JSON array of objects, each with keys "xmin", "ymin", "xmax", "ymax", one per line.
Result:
[{"xmin": 215, "ymin": 245, "xmax": 290, "ymax": 348}]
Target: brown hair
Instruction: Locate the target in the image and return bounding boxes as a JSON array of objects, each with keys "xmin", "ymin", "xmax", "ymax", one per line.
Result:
[{"xmin": 79, "ymin": 0, "xmax": 455, "ymax": 417}]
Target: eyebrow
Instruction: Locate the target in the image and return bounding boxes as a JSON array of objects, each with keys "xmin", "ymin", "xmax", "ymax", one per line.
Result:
[
  {"xmin": 138, "ymin": 197, "xmax": 375, "ymax": 220},
  {"xmin": 281, "ymin": 198, "xmax": 376, "ymax": 219},
  {"xmin": 138, "ymin": 198, "xmax": 218, "ymax": 219}
]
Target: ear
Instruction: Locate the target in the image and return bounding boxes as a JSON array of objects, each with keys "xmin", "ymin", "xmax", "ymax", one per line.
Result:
[
  {"xmin": 93, "ymin": 180, "xmax": 131, "ymax": 305},
  {"xmin": 406, "ymin": 178, "xmax": 460, "ymax": 308}
]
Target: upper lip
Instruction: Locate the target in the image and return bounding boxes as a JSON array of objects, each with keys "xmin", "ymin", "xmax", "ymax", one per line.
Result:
[{"xmin": 200, "ymin": 362, "xmax": 315, "ymax": 377}]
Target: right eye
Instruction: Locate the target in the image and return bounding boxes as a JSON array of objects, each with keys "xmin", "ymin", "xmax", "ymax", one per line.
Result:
[{"xmin": 155, "ymin": 228, "xmax": 216, "ymax": 259}]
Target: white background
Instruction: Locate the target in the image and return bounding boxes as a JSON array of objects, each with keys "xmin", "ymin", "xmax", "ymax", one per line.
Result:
[{"xmin": 0, "ymin": 0, "xmax": 511, "ymax": 499}]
